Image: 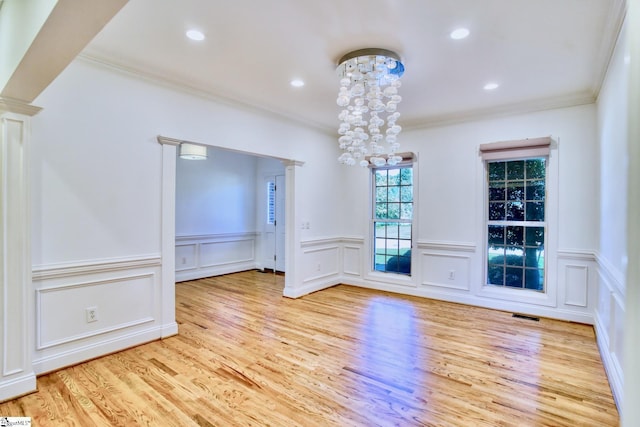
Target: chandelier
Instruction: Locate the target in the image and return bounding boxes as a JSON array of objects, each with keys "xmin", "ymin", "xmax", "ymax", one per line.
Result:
[{"xmin": 336, "ymin": 48, "xmax": 405, "ymax": 167}]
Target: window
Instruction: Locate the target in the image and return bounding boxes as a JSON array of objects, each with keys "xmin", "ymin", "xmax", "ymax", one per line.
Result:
[
  {"xmin": 266, "ymin": 181, "xmax": 276, "ymax": 224},
  {"xmin": 486, "ymin": 158, "xmax": 546, "ymax": 291},
  {"xmin": 373, "ymin": 166, "xmax": 413, "ymax": 275}
]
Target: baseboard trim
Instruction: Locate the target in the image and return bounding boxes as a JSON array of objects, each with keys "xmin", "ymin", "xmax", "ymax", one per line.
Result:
[
  {"xmin": 283, "ymin": 278, "xmax": 339, "ymax": 298},
  {"xmin": 32, "ymin": 326, "xmax": 164, "ymax": 375},
  {"xmin": 176, "ymin": 261, "xmax": 257, "ymax": 282},
  {"xmin": 594, "ymin": 312, "xmax": 624, "ymax": 414},
  {"xmin": 0, "ymin": 373, "xmax": 37, "ymax": 403},
  {"xmin": 342, "ymin": 278, "xmax": 594, "ymax": 324}
]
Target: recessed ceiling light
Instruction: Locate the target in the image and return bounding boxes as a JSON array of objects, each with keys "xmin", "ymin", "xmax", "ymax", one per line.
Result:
[
  {"xmin": 450, "ymin": 28, "xmax": 470, "ymax": 40},
  {"xmin": 290, "ymin": 79, "xmax": 305, "ymax": 88},
  {"xmin": 186, "ymin": 29, "xmax": 205, "ymax": 41},
  {"xmin": 483, "ymin": 82, "xmax": 499, "ymax": 91}
]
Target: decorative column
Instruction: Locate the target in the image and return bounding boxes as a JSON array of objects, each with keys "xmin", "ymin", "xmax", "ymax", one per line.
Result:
[
  {"xmin": 0, "ymin": 99, "xmax": 40, "ymax": 400},
  {"xmin": 156, "ymin": 136, "xmax": 180, "ymax": 338},
  {"xmin": 282, "ymin": 160, "xmax": 305, "ymax": 298}
]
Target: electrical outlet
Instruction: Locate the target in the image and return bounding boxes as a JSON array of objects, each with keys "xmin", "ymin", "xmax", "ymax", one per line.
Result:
[
  {"xmin": 86, "ymin": 306, "xmax": 98, "ymax": 323},
  {"xmin": 448, "ymin": 270, "xmax": 455, "ymax": 280},
  {"xmin": 316, "ymin": 263, "xmax": 321, "ymax": 271},
  {"xmin": 182, "ymin": 257, "xmax": 187, "ymax": 265}
]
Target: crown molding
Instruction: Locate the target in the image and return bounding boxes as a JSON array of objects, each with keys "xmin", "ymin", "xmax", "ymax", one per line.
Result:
[
  {"xmin": 591, "ymin": 0, "xmax": 628, "ymax": 99},
  {"xmin": 402, "ymin": 91, "xmax": 596, "ymax": 130},
  {"xmin": 0, "ymin": 97, "xmax": 42, "ymax": 116}
]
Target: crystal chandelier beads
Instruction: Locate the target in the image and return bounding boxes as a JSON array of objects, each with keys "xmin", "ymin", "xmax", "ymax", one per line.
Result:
[{"xmin": 336, "ymin": 48, "xmax": 405, "ymax": 167}]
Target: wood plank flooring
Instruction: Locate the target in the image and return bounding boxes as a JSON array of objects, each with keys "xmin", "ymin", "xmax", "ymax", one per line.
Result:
[{"xmin": 0, "ymin": 270, "xmax": 619, "ymax": 426}]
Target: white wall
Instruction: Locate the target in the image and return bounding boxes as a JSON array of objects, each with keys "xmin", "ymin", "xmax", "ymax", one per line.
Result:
[
  {"xmin": 176, "ymin": 148, "xmax": 257, "ymax": 236},
  {"xmin": 596, "ymin": 17, "xmax": 629, "ymax": 413},
  {"xmin": 29, "ymin": 57, "xmax": 341, "ymax": 373},
  {"xmin": 338, "ymin": 104, "xmax": 600, "ymax": 323}
]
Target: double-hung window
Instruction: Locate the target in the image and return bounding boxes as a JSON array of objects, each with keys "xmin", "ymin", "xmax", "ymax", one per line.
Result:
[
  {"xmin": 480, "ymin": 137, "xmax": 550, "ymax": 292},
  {"xmin": 372, "ymin": 165, "xmax": 413, "ymax": 275}
]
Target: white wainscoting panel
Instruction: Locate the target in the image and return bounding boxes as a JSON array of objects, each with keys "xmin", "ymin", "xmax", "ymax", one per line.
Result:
[
  {"xmin": 175, "ymin": 244, "xmax": 197, "ymax": 271},
  {"xmin": 32, "ymin": 255, "xmax": 163, "ymax": 374},
  {"xmin": 420, "ymin": 253, "xmax": 471, "ymax": 291},
  {"xmin": 175, "ymin": 233, "xmax": 258, "ymax": 282},
  {"xmin": 301, "ymin": 242, "xmax": 340, "ymax": 283},
  {"xmin": 36, "ymin": 274, "xmax": 154, "ymax": 349},
  {"xmin": 564, "ymin": 265, "xmax": 589, "ymax": 307},
  {"xmin": 557, "ymin": 250, "xmax": 597, "ymax": 314},
  {"xmin": 594, "ymin": 253, "xmax": 625, "ymax": 412},
  {"xmin": 343, "ymin": 245, "xmax": 362, "ymax": 277},
  {"xmin": 282, "ymin": 238, "xmax": 342, "ymax": 298},
  {"xmin": 417, "ymin": 241, "xmax": 475, "ymax": 292}
]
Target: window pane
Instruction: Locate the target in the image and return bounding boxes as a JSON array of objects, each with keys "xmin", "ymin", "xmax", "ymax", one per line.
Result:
[
  {"xmin": 400, "ymin": 203, "xmax": 413, "ymax": 220},
  {"xmin": 375, "ymin": 223, "xmax": 386, "ymax": 238},
  {"xmin": 376, "ymin": 203, "xmax": 387, "ymax": 219},
  {"xmin": 388, "ymin": 203, "xmax": 400, "ymax": 219},
  {"xmin": 387, "ymin": 223, "xmax": 399, "ymax": 239},
  {"xmin": 507, "ymin": 181, "xmax": 524, "ymax": 200},
  {"xmin": 401, "ymin": 186, "xmax": 413, "ymax": 202},
  {"xmin": 505, "ymin": 267, "xmax": 523, "ymax": 288},
  {"xmin": 525, "ymin": 268, "xmax": 544, "ymax": 291},
  {"xmin": 525, "ymin": 227, "xmax": 544, "ymax": 246},
  {"xmin": 526, "ymin": 202, "xmax": 545, "ymax": 221},
  {"xmin": 375, "ymin": 169, "xmax": 388, "ymax": 186},
  {"xmin": 506, "ymin": 201, "xmax": 524, "ymax": 221},
  {"xmin": 400, "ymin": 168, "xmax": 413, "ymax": 185},
  {"xmin": 487, "ymin": 265, "xmax": 504, "ymax": 285},
  {"xmin": 376, "ymin": 187, "xmax": 387, "ymax": 202},
  {"xmin": 388, "ymin": 169, "xmax": 400, "ymax": 185},
  {"xmin": 525, "ymin": 247, "xmax": 543, "ymax": 268},
  {"xmin": 489, "ymin": 182, "xmax": 505, "ymax": 201},
  {"xmin": 399, "ymin": 223, "xmax": 412, "ymax": 239},
  {"xmin": 526, "ymin": 159, "xmax": 546, "ymax": 179},
  {"xmin": 388, "ymin": 186, "xmax": 400, "ymax": 202},
  {"xmin": 505, "ymin": 247, "xmax": 524, "ymax": 266},
  {"xmin": 488, "ymin": 246, "xmax": 505, "ymax": 265},
  {"xmin": 507, "ymin": 161, "xmax": 525, "ymax": 180},
  {"xmin": 488, "ymin": 162, "xmax": 505, "ymax": 181},
  {"xmin": 489, "ymin": 202, "xmax": 506, "ymax": 220},
  {"xmin": 505, "ymin": 226, "xmax": 523, "ymax": 245},
  {"xmin": 526, "ymin": 180, "xmax": 545, "ymax": 201},
  {"xmin": 488, "ymin": 225, "xmax": 504, "ymax": 245}
]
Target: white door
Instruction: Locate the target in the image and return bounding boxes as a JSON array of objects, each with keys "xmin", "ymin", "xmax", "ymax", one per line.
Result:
[
  {"xmin": 274, "ymin": 174, "xmax": 286, "ymax": 272},
  {"xmin": 264, "ymin": 175, "xmax": 285, "ymax": 272}
]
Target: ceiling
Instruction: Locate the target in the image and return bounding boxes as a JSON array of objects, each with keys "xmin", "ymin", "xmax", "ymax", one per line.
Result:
[{"xmin": 81, "ymin": 0, "xmax": 625, "ymax": 132}]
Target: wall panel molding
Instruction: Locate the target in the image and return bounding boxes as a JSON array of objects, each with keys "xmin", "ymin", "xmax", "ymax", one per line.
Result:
[
  {"xmin": 35, "ymin": 273, "xmax": 156, "ymax": 350},
  {"xmin": 32, "ymin": 256, "xmax": 164, "ymax": 375},
  {"xmin": 594, "ymin": 252, "xmax": 626, "ymax": 412},
  {"xmin": 175, "ymin": 232, "xmax": 258, "ymax": 282},
  {"xmin": 420, "ymin": 252, "xmax": 471, "ymax": 291}
]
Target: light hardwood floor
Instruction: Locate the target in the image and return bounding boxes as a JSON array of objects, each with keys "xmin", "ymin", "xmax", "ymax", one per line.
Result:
[{"xmin": 0, "ymin": 271, "xmax": 619, "ymax": 426}]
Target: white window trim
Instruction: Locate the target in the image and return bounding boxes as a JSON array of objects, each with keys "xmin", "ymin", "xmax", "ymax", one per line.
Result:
[{"xmin": 475, "ymin": 138, "xmax": 559, "ymax": 308}]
